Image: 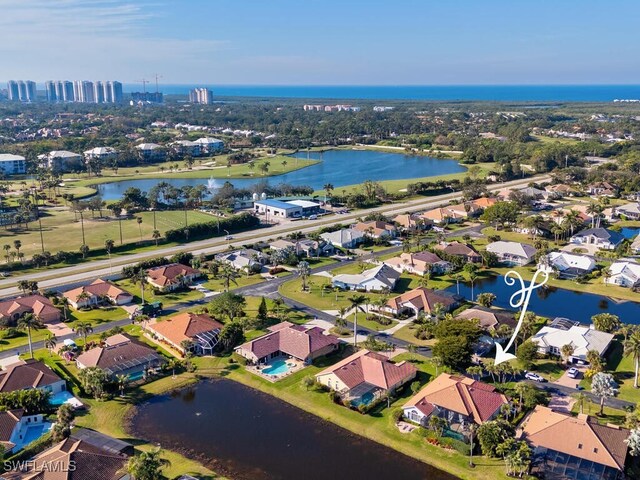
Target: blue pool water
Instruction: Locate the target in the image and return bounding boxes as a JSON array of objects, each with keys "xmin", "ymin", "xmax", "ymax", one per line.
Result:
[
  {"xmin": 128, "ymin": 370, "xmax": 146, "ymax": 381},
  {"xmin": 49, "ymin": 390, "xmax": 74, "ymax": 406},
  {"xmin": 14, "ymin": 422, "xmax": 52, "ymax": 451},
  {"xmin": 262, "ymin": 359, "xmax": 290, "ymax": 376},
  {"xmin": 352, "ymin": 392, "xmax": 375, "ymax": 407},
  {"xmin": 620, "ymin": 227, "xmax": 640, "ymax": 239}
]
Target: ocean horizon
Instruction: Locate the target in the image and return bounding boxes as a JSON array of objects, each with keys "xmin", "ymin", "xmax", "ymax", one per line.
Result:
[{"xmin": 122, "ymin": 84, "xmax": 640, "ymax": 102}]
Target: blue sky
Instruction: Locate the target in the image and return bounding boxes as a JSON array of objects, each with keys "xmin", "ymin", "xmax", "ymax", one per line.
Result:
[{"xmin": 1, "ymin": 0, "xmax": 638, "ymax": 84}]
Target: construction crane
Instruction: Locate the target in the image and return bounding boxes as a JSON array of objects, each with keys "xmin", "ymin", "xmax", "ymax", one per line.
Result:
[
  {"xmin": 153, "ymin": 73, "xmax": 163, "ymax": 93},
  {"xmin": 136, "ymin": 78, "xmax": 149, "ymax": 93}
]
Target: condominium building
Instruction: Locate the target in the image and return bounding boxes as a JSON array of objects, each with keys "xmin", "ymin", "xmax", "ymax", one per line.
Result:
[
  {"xmin": 189, "ymin": 87, "xmax": 213, "ymax": 104},
  {"xmin": 0, "ymin": 154, "xmax": 27, "ymax": 175},
  {"xmin": 44, "ymin": 80, "xmax": 122, "ymax": 103},
  {"xmin": 7, "ymin": 80, "xmax": 36, "ymax": 102}
]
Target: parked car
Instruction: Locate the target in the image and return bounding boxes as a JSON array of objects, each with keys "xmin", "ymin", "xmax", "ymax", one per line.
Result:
[
  {"xmin": 567, "ymin": 367, "xmax": 580, "ymax": 379},
  {"xmin": 525, "ymin": 372, "xmax": 546, "ymax": 382}
]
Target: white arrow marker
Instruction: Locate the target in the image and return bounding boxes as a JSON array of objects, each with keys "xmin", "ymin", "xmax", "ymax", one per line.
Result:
[{"xmin": 494, "ymin": 268, "xmax": 549, "ymax": 365}]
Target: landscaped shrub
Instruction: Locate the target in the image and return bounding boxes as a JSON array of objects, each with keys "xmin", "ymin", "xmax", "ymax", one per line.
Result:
[{"xmin": 164, "ymin": 212, "xmax": 260, "ymax": 242}]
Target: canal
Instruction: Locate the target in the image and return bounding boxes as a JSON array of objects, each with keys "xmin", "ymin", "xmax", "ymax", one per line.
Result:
[{"xmin": 130, "ymin": 379, "xmax": 456, "ymax": 480}]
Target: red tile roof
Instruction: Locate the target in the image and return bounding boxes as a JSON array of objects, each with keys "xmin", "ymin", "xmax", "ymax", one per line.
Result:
[
  {"xmin": 146, "ymin": 263, "xmax": 200, "ymax": 287},
  {"xmin": 0, "ymin": 294, "xmax": 60, "ymax": 323},
  {"xmin": 0, "ymin": 359, "xmax": 63, "ymax": 393},
  {"xmin": 149, "ymin": 312, "xmax": 223, "ymax": 347},
  {"xmin": 63, "ymin": 279, "xmax": 131, "ymax": 304},
  {"xmin": 404, "ymin": 374, "xmax": 508, "ymax": 424},
  {"xmin": 317, "ymin": 349, "xmax": 417, "ymax": 390},
  {"xmin": 386, "ymin": 287, "xmax": 457, "ymax": 313}
]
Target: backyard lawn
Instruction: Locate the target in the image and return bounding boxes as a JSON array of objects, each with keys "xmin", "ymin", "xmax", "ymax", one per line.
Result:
[
  {"xmin": 117, "ymin": 278, "xmax": 204, "ymax": 307},
  {"xmin": 392, "ymin": 323, "xmax": 435, "ymax": 347}
]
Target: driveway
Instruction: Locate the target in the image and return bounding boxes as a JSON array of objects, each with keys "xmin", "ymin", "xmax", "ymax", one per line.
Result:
[
  {"xmin": 548, "ymin": 392, "xmax": 576, "ymax": 413},
  {"xmin": 553, "ymin": 366, "xmax": 585, "ymax": 389},
  {"xmin": 46, "ymin": 320, "xmax": 74, "ymax": 337}
]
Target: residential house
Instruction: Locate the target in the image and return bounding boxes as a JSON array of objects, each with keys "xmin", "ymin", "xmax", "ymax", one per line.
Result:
[
  {"xmin": 456, "ymin": 306, "xmax": 517, "ymax": 332},
  {"xmin": 384, "ymin": 251, "xmax": 452, "ymax": 275},
  {"xmin": 570, "ymin": 228, "xmax": 624, "ymax": 250},
  {"xmin": 70, "ymin": 427, "xmax": 134, "ymax": 456},
  {"xmin": 0, "ymin": 359, "xmax": 66, "ymax": 395},
  {"xmin": 195, "ymin": 137, "xmax": 224, "ymax": 153},
  {"xmin": 83, "ymin": 147, "xmax": 118, "ymax": 163},
  {"xmin": 606, "ymin": 260, "xmax": 640, "ymax": 287},
  {"xmin": 587, "ymin": 181, "xmax": 618, "ymax": 197},
  {"xmin": 392, "ymin": 213, "xmax": 431, "ymax": 232},
  {"xmin": 135, "ymin": 143, "xmax": 166, "ymax": 162},
  {"xmin": 420, "ymin": 207, "xmax": 465, "ymax": 224},
  {"xmin": 147, "ymin": 312, "xmax": 223, "ymax": 356},
  {"xmin": 615, "ymin": 202, "xmax": 640, "ymax": 220},
  {"xmin": 537, "ymin": 252, "xmax": 597, "ymax": 279},
  {"xmin": 235, "ymin": 321, "xmax": 339, "ymax": 365},
  {"xmin": 332, "ymin": 264, "xmax": 400, "ymax": 292},
  {"xmin": 384, "ymin": 287, "xmax": 459, "ymax": 317},
  {"xmin": 269, "ymin": 238, "xmax": 334, "ymax": 258},
  {"xmin": 631, "ymin": 235, "xmax": 640, "ymax": 254},
  {"xmin": 2, "ymin": 435, "xmax": 130, "ymax": 479},
  {"xmin": 545, "ymin": 184, "xmax": 578, "ymax": 197},
  {"xmin": 38, "ymin": 150, "xmax": 83, "ymax": 172},
  {"xmin": 76, "ymin": 334, "xmax": 165, "ymax": 379},
  {"xmin": 531, "ymin": 325, "xmax": 614, "ymax": 363},
  {"xmin": 353, "ymin": 220, "xmax": 397, "ymax": 239},
  {"xmin": 215, "ymin": 249, "xmax": 269, "ymax": 272},
  {"xmin": 315, "ymin": 349, "xmax": 417, "ymax": 405},
  {"xmin": 403, "ymin": 374, "xmax": 508, "ymax": 434},
  {"xmin": 433, "ymin": 242, "xmax": 482, "ymax": 263},
  {"xmin": 517, "ymin": 405, "xmax": 628, "ymax": 480},
  {"xmin": 0, "ymin": 295, "xmax": 61, "ymax": 325},
  {"xmin": 170, "ymin": 140, "xmax": 202, "ymax": 157},
  {"xmin": 62, "ymin": 279, "xmax": 133, "ymax": 309},
  {"xmin": 320, "ymin": 228, "xmax": 365, "ymax": 249},
  {"xmin": 146, "ymin": 263, "xmax": 201, "ymax": 292},
  {"xmin": 486, "ymin": 241, "xmax": 537, "ymax": 266},
  {"xmin": 0, "ymin": 409, "xmax": 49, "ymax": 454},
  {"xmin": 471, "ymin": 197, "xmax": 499, "ymax": 210}
]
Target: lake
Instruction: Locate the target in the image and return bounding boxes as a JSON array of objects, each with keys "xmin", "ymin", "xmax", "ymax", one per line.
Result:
[
  {"xmin": 445, "ymin": 275, "xmax": 640, "ymax": 323},
  {"xmin": 95, "ymin": 149, "xmax": 465, "ymax": 200},
  {"xmin": 130, "ymin": 379, "xmax": 453, "ymax": 480}
]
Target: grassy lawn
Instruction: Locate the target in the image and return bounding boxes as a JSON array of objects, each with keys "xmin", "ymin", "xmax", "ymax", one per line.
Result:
[
  {"xmin": 392, "ymin": 323, "xmax": 435, "ymax": 347},
  {"xmin": 571, "ymin": 401, "xmax": 627, "ymax": 426},
  {"xmin": 202, "ymin": 274, "xmax": 264, "ymax": 292},
  {"xmin": 606, "ymin": 341, "xmax": 640, "ymax": 404},
  {"xmin": 529, "ymin": 359, "xmax": 566, "ymax": 381},
  {"xmin": 0, "ymin": 208, "xmax": 215, "ymax": 258},
  {"xmin": 347, "ymin": 312, "xmax": 398, "ymax": 332},
  {"xmin": 117, "ymin": 278, "xmax": 204, "ymax": 307}
]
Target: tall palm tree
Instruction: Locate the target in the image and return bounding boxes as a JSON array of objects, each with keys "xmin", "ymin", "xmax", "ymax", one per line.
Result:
[
  {"xmin": 136, "ymin": 217, "xmax": 143, "ymax": 241},
  {"xmin": 44, "ymin": 333, "xmax": 57, "ymax": 356},
  {"xmin": 624, "ymin": 332, "xmax": 640, "ymax": 388},
  {"xmin": 134, "ymin": 270, "xmax": 147, "ymax": 303},
  {"xmin": 116, "ymin": 373, "xmax": 129, "ymax": 396},
  {"xmin": 152, "ymin": 229, "xmax": 161, "ymax": 246},
  {"xmin": 323, "ymin": 183, "xmax": 334, "ymax": 204},
  {"xmin": 573, "ymin": 392, "xmax": 588, "ymax": 414},
  {"xmin": 18, "ymin": 313, "xmax": 44, "ymax": 359},
  {"xmin": 218, "ymin": 263, "xmax": 240, "ymax": 292},
  {"xmin": 348, "ymin": 294, "xmax": 367, "ymax": 346},
  {"xmin": 75, "ymin": 321, "xmax": 93, "ymax": 346},
  {"xmin": 104, "ymin": 239, "xmax": 115, "ymax": 270},
  {"xmin": 297, "ymin": 261, "xmax": 311, "ymax": 291}
]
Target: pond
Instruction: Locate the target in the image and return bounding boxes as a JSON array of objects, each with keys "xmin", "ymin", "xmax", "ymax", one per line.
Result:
[
  {"xmin": 95, "ymin": 149, "xmax": 465, "ymax": 200},
  {"xmin": 130, "ymin": 379, "xmax": 454, "ymax": 480},
  {"xmin": 445, "ymin": 275, "xmax": 640, "ymax": 324}
]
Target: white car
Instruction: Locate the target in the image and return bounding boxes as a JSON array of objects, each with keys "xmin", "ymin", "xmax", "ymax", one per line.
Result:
[
  {"xmin": 524, "ymin": 372, "xmax": 546, "ymax": 382},
  {"xmin": 567, "ymin": 367, "xmax": 580, "ymax": 379}
]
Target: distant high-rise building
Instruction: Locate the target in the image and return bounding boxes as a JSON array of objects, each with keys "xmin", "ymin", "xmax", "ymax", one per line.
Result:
[
  {"xmin": 131, "ymin": 91, "xmax": 163, "ymax": 104},
  {"xmin": 110, "ymin": 81, "xmax": 123, "ymax": 103},
  {"xmin": 103, "ymin": 82, "xmax": 113, "ymax": 103},
  {"xmin": 81, "ymin": 81, "xmax": 94, "ymax": 103},
  {"xmin": 7, "ymin": 81, "xmax": 19, "ymax": 101},
  {"xmin": 93, "ymin": 81, "xmax": 104, "ymax": 103},
  {"xmin": 45, "ymin": 81, "xmax": 57, "ymax": 102},
  {"xmin": 62, "ymin": 81, "xmax": 74, "ymax": 102},
  {"xmin": 189, "ymin": 87, "xmax": 213, "ymax": 104}
]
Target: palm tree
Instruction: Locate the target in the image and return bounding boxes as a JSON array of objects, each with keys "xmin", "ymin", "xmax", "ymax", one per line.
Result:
[
  {"xmin": 104, "ymin": 238, "xmax": 115, "ymax": 270},
  {"xmin": 297, "ymin": 261, "xmax": 311, "ymax": 291},
  {"xmin": 18, "ymin": 313, "xmax": 43, "ymax": 359},
  {"xmin": 136, "ymin": 217, "xmax": 143, "ymax": 241},
  {"xmin": 44, "ymin": 333, "xmax": 57, "ymax": 356},
  {"xmin": 3, "ymin": 244, "xmax": 10, "ymax": 264},
  {"xmin": 116, "ymin": 374, "xmax": 129, "ymax": 396},
  {"xmin": 348, "ymin": 294, "xmax": 367, "ymax": 346},
  {"xmin": 323, "ymin": 183, "xmax": 334, "ymax": 204},
  {"xmin": 624, "ymin": 332, "xmax": 640, "ymax": 388},
  {"xmin": 75, "ymin": 321, "xmax": 93, "ymax": 346},
  {"xmin": 134, "ymin": 270, "xmax": 147, "ymax": 303},
  {"xmin": 573, "ymin": 392, "xmax": 588, "ymax": 414},
  {"xmin": 152, "ymin": 229, "xmax": 161, "ymax": 246},
  {"xmin": 13, "ymin": 240, "xmax": 21, "ymax": 259},
  {"xmin": 561, "ymin": 344, "xmax": 575, "ymax": 365},
  {"xmin": 127, "ymin": 448, "xmax": 171, "ymax": 480},
  {"xmin": 218, "ymin": 263, "xmax": 240, "ymax": 291}
]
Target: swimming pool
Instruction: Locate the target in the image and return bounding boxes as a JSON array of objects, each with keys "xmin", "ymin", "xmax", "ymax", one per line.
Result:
[
  {"xmin": 13, "ymin": 422, "xmax": 52, "ymax": 451},
  {"xmin": 351, "ymin": 392, "xmax": 375, "ymax": 407},
  {"xmin": 262, "ymin": 359, "xmax": 290, "ymax": 376},
  {"xmin": 49, "ymin": 390, "xmax": 74, "ymax": 406}
]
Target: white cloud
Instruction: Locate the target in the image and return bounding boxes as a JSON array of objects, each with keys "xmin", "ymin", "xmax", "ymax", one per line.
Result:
[{"xmin": 0, "ymin": 0, "xmax": 229, "ymax": 82}]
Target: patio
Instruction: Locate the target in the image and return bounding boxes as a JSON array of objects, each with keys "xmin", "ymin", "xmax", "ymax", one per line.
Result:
[{"xmin": 247, "ymin": 356, "xmax": 306, "ymax": 382}]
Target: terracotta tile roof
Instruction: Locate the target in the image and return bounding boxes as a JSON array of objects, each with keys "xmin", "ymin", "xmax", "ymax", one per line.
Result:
[
  {"xmin": 0, "ymin": 409, "xmax": 22, "ymax": 447},
  {"xmin": 146, "ymin": 263, "xmax": 200, "ymax": 287},
  {"xmin": 456, "ymin": 306, "xmax": 517, "ymax": 330},
  {"xmin": 386, "ymin": 287, "xmax": 457, "ymax": 312},
  {"xmin": 471, "ymin": 197, "xmax": 499, "ymax": 208},
  {"xmin": 149, "ymin": 312, "xmax": 223, "ymax": 346},
  {"xmin": 2, "ymin": 437, "xmax": 128, "ymax": 479},
  {"xmin": 237, "ymin": 322, "xmax": 339, "ymax": 361},
  {"xmin": 404, "ymin": 374, "xmax": 508, "ymax": 424},
  {"xmin": 518, "ymin": 405, "xmax": 629, "ymax": 471},
  {"xmin": 353, "ymin": 221, "xmax": 396, "ymax": 236},
  {"xmin": 0, "ymin": 360, "xmax": 63, "ymax": 393},
  {"xmin": 0, "ymin": 295, "xmax": 60, "ymax": 323},
  {"xmin": 316, "ymin": 349, "xmax": 417, "ymax": 390},
  {"xmin": 434, "ymin": 242, "xmax": 480, "ymax": 258},
  {"xmin": 62, "ymin": 279, "xmax": 131, "ymax": 304}
]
